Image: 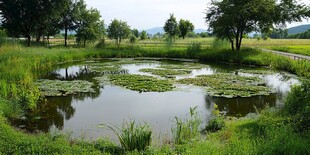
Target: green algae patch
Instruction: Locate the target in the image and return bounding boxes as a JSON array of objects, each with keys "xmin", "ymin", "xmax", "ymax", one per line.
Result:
[
  {"xmin": 178, "ymin": 74, "xmax": 271, "ymax": 98},
  {"xmin": 139, "ymin": 68, "xmax": 191, "ymax": 78},
  {"xmin": 36, "ymin": 79, "xmax": 95, "ymax": 96},
  {"xmin": 108, "ymin": 74, "xmax": 174, "ymax": 92}
]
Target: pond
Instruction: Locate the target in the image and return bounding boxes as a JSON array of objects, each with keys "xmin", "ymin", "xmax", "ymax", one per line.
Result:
[{"xmin": 11, "ymin": 58, "xmax": 299, "ymax": 140}]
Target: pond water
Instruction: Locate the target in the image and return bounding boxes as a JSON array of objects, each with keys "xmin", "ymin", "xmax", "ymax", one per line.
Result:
[{"xmin": 11, "ymin": 59, "xmax": 299, "ymax": 140}]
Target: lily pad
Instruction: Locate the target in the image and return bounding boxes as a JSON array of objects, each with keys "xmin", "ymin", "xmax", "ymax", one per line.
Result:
[
  {"xmin": 159, "ymin": 62, "xmax": 208, "ymax": 70},
  {"xmin": 108, "ymin": 74, "xmax": 175, "ymax": 92},
  {"xmin": 36, "ymin": 79, "xmax": 95, "ymax": 96},
  {"xmin": 178, "ymin": 74, "xmax": 271, "ymax": 98},
  {"xmin": 237, "ymin": 69, "xmax": 276, "ymax": 75},
  {"xmin": 139, "ymin": 68, "xmax": 191, "ymax": 78}
]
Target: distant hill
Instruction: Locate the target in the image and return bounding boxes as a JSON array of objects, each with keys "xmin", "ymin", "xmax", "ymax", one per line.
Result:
[
  {"xmin": 145, "ymin": 27, "xmax": 208, "ymax": 35},
  {"xmin": 288, "ymin": 24, "xmax": 310, "ymax": 34},
  {"xmin": 145, "ymin": 27, "xmax": 164, "ymax": 35}
]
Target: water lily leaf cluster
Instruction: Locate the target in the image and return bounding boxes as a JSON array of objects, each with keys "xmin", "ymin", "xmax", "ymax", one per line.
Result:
[
  {"xmin": 159, "ymin": 63, "xmax": 208, "ymax": 70},
  {"xmin": 237, "ymin": 69, "xmax": 276, "ymax": 75},
  {"xmin": 108, "ymin": 74, "xmax": 175, "ymax": 92},
  {"xmin": 139, "ymin": 68, "xmax": 191, "ymax": 78},
  {"xmin": 178, "ymin": 74, "xmax": 271, "ymax": 98},
  {"xmin": 88, "ymin": 63, "xmax": 127, "ymax": 75},
  {"xmin": 36, "ymin": 79, "xmax": 95, "ymax": 96}
]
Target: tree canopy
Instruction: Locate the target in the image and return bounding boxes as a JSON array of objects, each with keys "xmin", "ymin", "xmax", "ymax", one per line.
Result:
[
  {"xmin": 206, "ymin": 0, "xmax": 309, "ymax": 51},
  {"xmin": 76, "ymin": 8, "xmax": 104, "ymax": 46},
  {"xmin": 107, "ymin": 19, "xmax": 131, "ymax": 47},
  {"xmin": 0, "ymin": 0, "xmax": 64, "ymax": 46},
  {"xmin": 179, "ymin": 19, "xmax": 194, "ymax": 39},
  {"xmin": 163, "ymin": 14, "xmax": 179, "ymax": 38}
]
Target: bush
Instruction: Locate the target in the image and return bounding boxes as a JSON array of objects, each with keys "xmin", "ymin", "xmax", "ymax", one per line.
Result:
[
  {"xmin": 285, "ymin": 80, "xmax": 310, "ymax": 133},
  {"xmin": 205, "ymin": 117, "xmax": 225, "ymax": 133},
  {"xmin": 187, "ymin": 42, "xmax": 201, "ymax": 58}
]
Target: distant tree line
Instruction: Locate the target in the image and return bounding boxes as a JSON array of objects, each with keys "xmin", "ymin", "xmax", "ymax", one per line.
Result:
[{"xmin": 0, "ymin": 0, "xmax": 104, "ymax": 47}]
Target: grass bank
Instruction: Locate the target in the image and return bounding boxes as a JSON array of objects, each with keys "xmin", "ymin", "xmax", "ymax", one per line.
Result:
[{"xmin": 0, "ymin": 43, "xmax": 309, "ymax": 154}]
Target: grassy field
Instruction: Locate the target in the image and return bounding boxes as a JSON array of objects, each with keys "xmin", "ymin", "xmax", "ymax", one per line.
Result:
[{"xmin": 0, "ymin": 41, "xmax": 309, "ymax": 154}]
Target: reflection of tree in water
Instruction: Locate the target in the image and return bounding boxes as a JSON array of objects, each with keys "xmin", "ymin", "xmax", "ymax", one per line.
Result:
[
  {"xmin": 11, "ymin": 96, "xmax": 75, "ymax": 133},
  {"xmin": 205, "ymin": 94, "xmax": 277, "ymax": 117}
]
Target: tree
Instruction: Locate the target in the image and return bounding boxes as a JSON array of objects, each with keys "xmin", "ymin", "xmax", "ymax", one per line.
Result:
[
  {"xmin": 205, "ymin": 0, "xmax": 309, "ymax": 51},
  {"xmin": 140, "ymin": 30, "xmax": 147, "ymax": 40},
  {"xmin": 0, "ymin": 0, "xmax": 64, "ymax": 46},
  {"xmin": 179, "ymin": 19, "xmax": 194, "ymax": 39},
  {"xmin": 59, "ymin": 0, "xmax": 86, "ymax": 46},
  {"xmin": 132, "ymin": 29, "xmax": 139, "ymax": 38},
  {"xmin": 163, "ymin": 14, "xmax": 179, "ymax": 38},
  {"xmin": 107, "ymin": 19, "xmax": 131, "ymax": 47},
  {"xmin": 76, "ymin": 8, "xmax": 104, "ymax": 46}
]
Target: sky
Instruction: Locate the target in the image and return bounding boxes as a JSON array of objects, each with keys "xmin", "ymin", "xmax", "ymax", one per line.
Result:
[{"xmin": 84, "ymin": 0, "xmax": 310, "ymax": 30}]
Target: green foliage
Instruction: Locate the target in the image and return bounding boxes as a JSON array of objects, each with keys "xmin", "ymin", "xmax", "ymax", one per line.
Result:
[
  {"xmin": 104, "ymin": 120, "xmax": 152, "ymax": 152},
  {"xmin": 0, "ymin": 28, "xmax": 7, "ymax": 46},
  {"xmin": 163, "ymin": 14, "xmax": 179, "ymax": 38},
  {"xmin": 285, "ymin": 80, "xmax": 310, "ymax": 133},
  {"xmin": 179, "ymin": 19, "xmax": 195, "ymax": 39},
  {"xmin": 107, "ymin": 19, "xmax": 131, "ymax": 47},
  {"xmin": 187, "ymin": 42, "xmax": 202, "ymax": 57},
  {"xmin": 129, "ymin": 35, "xmax": 137, "ymax": 44},
  {"xmin": 172, "ymin": 106, "xmax": 202, "ymax": 145},
  {"xmin": 205, "ymin": 0, "xmax": 308, "ymax": 51},
  {"xmin": 140, "ymin": 30, "xmax": 148, "ymax": 40},
  {"xmin": 76, "ymin": 8, "xmax": 104, "ymax": 46},
  {"xmin": 132, "ymin": 29, "xmax": 139, "ymax": 38},
  {"xmin": 206, "ymin": 104, "xmax": 225, "ymax": 133}
]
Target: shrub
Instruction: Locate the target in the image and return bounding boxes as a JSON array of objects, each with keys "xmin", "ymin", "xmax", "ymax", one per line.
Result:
[
  {"xmin": 205, "ymin": 117, "xmax": 225, "ymax": 133},
  {"xmin": 285, "ymin": 80, "xmax": 310, "ymax": 133}
]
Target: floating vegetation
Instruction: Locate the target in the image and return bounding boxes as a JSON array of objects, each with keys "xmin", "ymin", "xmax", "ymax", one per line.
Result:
[
  {"xmin": 237, "ymin": 69, "xmax": 276, "ymax": 75},
  {"xmin": 178, "ymin": 74, "xmax": 271, "ymax": 98},
  {"xmin": 36, "ymin": 79, "xmax": 95, "ymax": 96},
  {"xmin": 108, "ymin": 74, "xmax": 174, "ymax": 92},
  {"xmin": 159, "ymin": 62, "xmax": 208, "ymax": 70},
  {"xmin": 88, "ymin": 64, "xmax": 128, "ymax": 75},
  {"xmin": 139, "ymin": 68, "xmax": 191, "ymax": 78}
]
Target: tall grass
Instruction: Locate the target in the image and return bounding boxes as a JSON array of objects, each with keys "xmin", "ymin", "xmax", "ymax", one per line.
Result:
[
  {"xmin": 105, "ymin": 120, "xmax": 152, "ymax": 152},
  {"xmin": 171, "ymin": 106, "xmax": 202, "ymax": 145}
]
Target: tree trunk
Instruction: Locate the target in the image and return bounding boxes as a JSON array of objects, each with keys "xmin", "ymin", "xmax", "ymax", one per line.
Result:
[
  {"xmin": 65, "ymin": 26, "xmax": 68, "ymax": 47},
  {"xmin": 83, "ymin": 38, "xmax": 86, "ymax": 47},
  {"xmin": 36, "ymin": 35, "xmax": 40, "ymax": 42},
  {"xmin": 27, "ymin": 35, "xmax": 31, "ymax": 47}
]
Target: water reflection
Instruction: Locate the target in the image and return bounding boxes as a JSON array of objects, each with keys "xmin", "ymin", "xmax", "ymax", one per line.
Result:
[{"xmin": 205, "ymin": 95, "xmax": 277, "ymax": 117}]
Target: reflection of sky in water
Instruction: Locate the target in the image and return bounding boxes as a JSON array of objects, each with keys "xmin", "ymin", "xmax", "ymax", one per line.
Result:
[
  {"xmin": 121, "ymin": 63, "xmax": 160, "ymax": 76},
  {"xmin": 176, "ymin": 68, "xmax": 216, "ymax": 80},
  {"xmin": 54, "ymin": 66, "xmax": 85, "ymax": 77},
  {"xmin": 239, "ymin": 72, "xmax": 299, "ymax": 94},
  {"xmin": 263, "ymin": 74, "xmax": 299, "ymax": 94}
]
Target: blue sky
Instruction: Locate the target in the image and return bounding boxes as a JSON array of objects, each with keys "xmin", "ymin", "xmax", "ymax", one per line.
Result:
[{"xmin": 85, "ymin": 0, "xmax": 310, "ymax": 30}]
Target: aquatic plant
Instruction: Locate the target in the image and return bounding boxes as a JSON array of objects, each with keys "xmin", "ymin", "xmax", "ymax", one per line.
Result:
[
  {"xmin": 178, "ymin": 73, "xmax": 271, "ymax": 98},
  {"xmin": 172, "ymin": 106, "xmax": 202, "ymax": 145},
  {"xmin": 139, "ymin": 68, "xmax": 191, "ymax": 78},
  {"xmin": 103, "ymin": 120, "xmax": 152, "ymax": 152},
  {"xmin": 36, "ymin": 79, "xmax": 95, "ymax": 96},
  {"xmin": 108, "ymin": 74, "xmax": 174, "ymax": 92}
]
